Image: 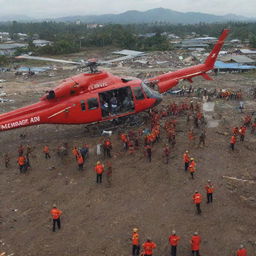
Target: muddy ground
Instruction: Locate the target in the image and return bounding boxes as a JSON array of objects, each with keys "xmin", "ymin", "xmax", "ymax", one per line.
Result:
[{"xmin": 0, "ymin": 59, "xmax": 256, "ymax": 256}]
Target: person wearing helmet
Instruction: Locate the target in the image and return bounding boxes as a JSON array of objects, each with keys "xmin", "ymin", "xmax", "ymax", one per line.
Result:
[
  {"xmin": 142, "ymin": 238, "xmax": 156, "ymax": 256},
  {"xmin": 132, "ymin": 228, "xmax": 140, "ymax": 256},
  {"xmin": 236, "ymin": 244, "xmax": 247, "ymax": 256},
  {"xmin": 50, "ymin": 204, "xmax": 62, "ymax": 232},
  {"xmin": 190, "ymin": 232, "xmax": 201, "ymax": 256},
  {"xmin": 192, "ymin": 191, "xmax": 202, "ymax": 215},
  {"xmin": 205, "ymin": 180, "xmax": 214, "ymax": 203},
  {"xmin": 183, "ymin": 150, "xmax": 190, "ymax": 171},
  {"xmin": 95, "ymin": 161, "xmax": 104, "ymax": 184},
  {"xmin": 169, "ymin": 230, "xmax": 180, "ymax": 256}
]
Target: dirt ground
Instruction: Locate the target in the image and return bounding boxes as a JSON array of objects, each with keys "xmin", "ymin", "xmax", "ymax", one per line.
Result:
[{"xmin": 0, "ymin": 61, "xmax": 256, "ymax": 256}]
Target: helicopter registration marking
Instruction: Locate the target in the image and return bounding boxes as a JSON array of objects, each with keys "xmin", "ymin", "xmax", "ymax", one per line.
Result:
[
  {"xmin": 1, "ymin": 116, "xmax": 40, "ymax": 130},
  {"xmin": 88, "ymin": 82, "xmax": 108, "ymax": 91}
]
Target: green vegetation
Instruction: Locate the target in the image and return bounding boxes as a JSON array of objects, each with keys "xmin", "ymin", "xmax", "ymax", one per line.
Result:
[{"xmin": 0, "ymin": 21, "xmax": 256, "ymax": 56}]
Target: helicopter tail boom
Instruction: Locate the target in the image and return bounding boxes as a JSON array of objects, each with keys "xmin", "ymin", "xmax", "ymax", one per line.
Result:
[{"xmin": 148, "ymin": 29, "xmax": 230, "ymax": 93}]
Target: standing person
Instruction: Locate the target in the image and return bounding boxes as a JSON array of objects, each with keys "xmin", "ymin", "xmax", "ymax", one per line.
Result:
[
  {"xmin": 95, "ymin": 161, "xmax": 104, "ymax": 184},
  {"xmin": 72, "ymin": 147, "xmax": 79, "ymax": 159},
  {"xmin": 77, "ymin": 154, "xmax": 84, "ymax": 171},
  {"xmin": 43, "ymin": 145, "xmax": 51, "ymax": 159},
  {"xmin": 163, "ymin": 144, "xmax": 170, "ymax": 164},
  {"xmin": 198, "ymin": 131, "xmax": 206, "ymax": 147},
  {"xmin": 205, "ymin": 180, "xmax": 214, "ymax": 203},
  {"xmin": 169, "ymin": 230, "xmax": 180, "ymax": 256},
  {"xmin": 106, "ymin": 161, "xmax": 112, "ymax": 187},
  {"xmin": 189, "ymin": 158, "xmax": 196, "ymax": 179},
  {"xmin": 132, "ymin": 228, "xmax": 140, "ymax": 256},
  {"xmin": 239, "ymin": 126, "xmax": 246, "ymax": 142},
  {"xmin": 17, "ymin": 155, "xmax": 26, "ymax": 173},
  {"xmin": 192, "ymin": 191, "xmax": 202, "ymax": 215},
  {"xmin": 237, "ymin": 244, "xmax": 247, "ymax": 256},
  {"xmin": 142, "ymin": 238, "xmax": 156, "ymax": 256},
  {"xmin": 145, "ymin": 144, "xmax": 152, "ymax": 162},
  {"xmin": 183, "ymin": 151, "xmax": 190, "ymax": 171},
  {"xmin": 230, "ymin": 135, "xmax": 236, "ymax": 151},
  {"xmin": 190, "ymin": 232, "xmax": 201, "ymax": 256},
  {"xmin": 4, "ymin": 153, "xmax": 10, "ymax": 168},
  {"xmin": 50, "ymin": 204, "xmax": 62, "ymax": 232},
  {"xmin": 103, "ymin": 138, "xmax": 112, "ymax": 158}
]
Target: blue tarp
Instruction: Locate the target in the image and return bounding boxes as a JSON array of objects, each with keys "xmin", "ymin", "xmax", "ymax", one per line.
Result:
[{"xmin": 214, "ymin": 61, "xmax": 256, "ymax": 70}]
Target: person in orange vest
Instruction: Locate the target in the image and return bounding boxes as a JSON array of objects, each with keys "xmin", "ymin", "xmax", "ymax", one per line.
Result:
[
  {"xmin": 17, "ymin": 155, "xmax": 26, "ymax": 173},
  {"xmin": 230, "ymin": 135, "xmax": 236, "ymax": 151},
  {"xmin": 50, "ymin": 204, "xmax": 62, "ymax": 232},
  {"xmin": 120, "ymin": 133, "xmax": 128, "ymax": 151},
  {"xmin": 190, "ymin": 232, "xmax": 201, "ymax": 256},
  {"xmin": 132, "ymin": 228, "xmax": 140, "ymax": 256},
  {"xmin": 95, "ymin": 161, "xmax": 104, "ymax": 183},
  {"xmin": 77, "ymin": 153, "xmax": 84, "ymax": 171},
  {"xmin": 43, "ymin": 145, "xmax": 51, "ymax": 159},
  {"xmin": 169, "ymin": 230, "xmax": 180, "ymax": 256},
  {"xmin": 183, "ymin": 150, "xmax": 190, "ymax": 171},
  {"xmin": 189, "ymin": 158, "xmax": 196, "ymax": 179},
  {"xmin": 142, "ymin": 238, "xmax": 156, "ymax": 256},
  {"xmin": 72, "ymin": 147, "xmax": 79, "ymax": 159},
  {"xmin": 205, "ymin": 180, "xmax": 214, "ymax": 203},
  {"xmin": 237, "ymin": 244, "xmax": 247, "ymax": 256},
  {"xmin": 192, "ymin": 191, "xmax": 202, "ymax": 215},
  {"xmin": 239, "ymin": 126, "xmax": 246, "ymax": 142},
  {"xmin": 163, "ymin": 144, "xmax": 170, "ymax": 164},
  {"xmin": 103, "ymin": 138, "xmax": 112, "ymax": 158}
]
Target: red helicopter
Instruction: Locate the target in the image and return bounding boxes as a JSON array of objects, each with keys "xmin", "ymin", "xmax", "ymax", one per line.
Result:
[{"xmin": 0, "ymin": 29, "xmax": 229, "ymax": 132}]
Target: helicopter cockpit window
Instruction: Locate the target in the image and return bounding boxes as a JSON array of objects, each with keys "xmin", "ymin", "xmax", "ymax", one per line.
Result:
[
  {"xmin": 88, "ymin": 98, "xmax": 99, "ymax": 110},
  {"xmin": 133, "ymin": 87, "xmax": 145, "ymax": 100},
  {"xmin": 80, "ymin": 100, "xmax": 86, "ymax": 111}
]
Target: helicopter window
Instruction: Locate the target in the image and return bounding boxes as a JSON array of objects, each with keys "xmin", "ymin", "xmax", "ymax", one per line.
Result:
[
  {"xmin": 88, "ymin": 98, "xmax": 99, "ymax": 110},
  {"xmin": 80, "ymin": 100, "xmax": 86, "ymax": 111},
  {"xmin": 133, "ymin": 87, "xmax": 145, "ymax": 100}
]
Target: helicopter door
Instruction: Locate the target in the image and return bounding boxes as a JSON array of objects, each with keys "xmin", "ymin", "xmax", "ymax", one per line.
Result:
[{"xmin": 99, "ymin": 86, "xmax": 135, "ymax": 118}]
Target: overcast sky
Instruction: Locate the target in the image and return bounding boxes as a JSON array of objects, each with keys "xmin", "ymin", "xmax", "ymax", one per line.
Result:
[{"xmin": 0, "ymin": 0, "xmax": 255, "ymax": 18}]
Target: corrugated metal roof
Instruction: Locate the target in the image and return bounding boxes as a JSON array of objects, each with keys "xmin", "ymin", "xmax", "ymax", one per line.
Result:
[
  {"xmin": 220, "ymin": 55, "xmax": 255, "ymax": 64},
  {"xmin": 112, "ymin": 50, "xmax": 145, "ymax": 56},
  {"xmin": 214, "ymin": 61, "xmax": 256, "ymax": 70},
  {"xmin": 0, "ymin": 43, "xmax": 27, "ymax": 49},
  {"xmin": 239, "ymin": 49, "xmax": 256, "ymax": 54}
]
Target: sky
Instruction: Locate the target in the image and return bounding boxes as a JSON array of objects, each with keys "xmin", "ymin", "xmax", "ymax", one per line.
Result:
[{"xmin": 0, "ymin": 0, "xmax": 255, "ymax": 18}]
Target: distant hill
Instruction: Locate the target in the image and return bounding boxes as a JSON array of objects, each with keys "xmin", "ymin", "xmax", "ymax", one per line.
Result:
[
  {"xmin": 0, "ymin": 14, "xmax": 33, "ymax": 22},
  {"xmin": 55, "ymin": 8, "xmax": 255, "ymax": 24}
]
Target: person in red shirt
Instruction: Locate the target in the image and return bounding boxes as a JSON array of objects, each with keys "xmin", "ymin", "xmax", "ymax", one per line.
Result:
[
  {"xmin": 132, "ymin": 228, "xmax": 140, "ymax": 256},
  {"xmin": 230, "ymin": 135, "xmax": 236, "ymax": 151},
  {"xmin": 183, "ymin": 151, "xmax": 190, "ymax": 171},
  {"xmin": 95, "ymin": 161, "xmax": 104, "ymax": 184},
  {"xmin": 189, "ymin": 158, "xmax": 196, "ymax": 179},
  {"xmin": 17, "ymin": 155, "xmax": 26, "ymax": 173},
  {"xmin": 50, "ymin": 204, "xmax": 62, "ymax": 232},
  {"xmin": 237, "ymin": 244, "xmax": 247, "ymax": 256},
  {"xmin": 143, "ymin": 238, "xmax": 156, "ymax": 256},
  {"xmin": 169, "ymin": 230, "xmax": 180, "ymax": 256},
  {"xmin": 77, "ymin": 154, "xmax": 84, "ymax": 171},
  {"xmin": 103, "ymin": 138, "xmax": 112, "ymax": 158},
  {"xmin": 192, "ymin": 191, "xmax": 202, "ymax": 215},
  {"xmin": 43, "ymin": 145, "xmax": 51, "ymax": 159},
  {"xmin": 239, "ymin": 126, "xmax": 247, "ymax": 142},
  {"xmin": 190, "ymin": 232, "xmax": 201, "ymax": 256},
  {"xmin": 205, "ymin": 180, "xmax": 214, "ymax": 203}
]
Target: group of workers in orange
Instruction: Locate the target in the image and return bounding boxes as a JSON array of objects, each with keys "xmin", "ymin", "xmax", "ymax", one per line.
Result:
[
  {"xmin": 131, "ymin": 228, "xmax": 202, "ymax": 256},
  {"xmin": 131, "ymin": 227, "xmax": 246, "ymax": 256}
]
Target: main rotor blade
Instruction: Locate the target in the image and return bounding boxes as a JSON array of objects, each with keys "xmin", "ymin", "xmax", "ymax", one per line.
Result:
[{"xmin": 16, "ymin": 55, "xmax": 81, "ymax": 65}]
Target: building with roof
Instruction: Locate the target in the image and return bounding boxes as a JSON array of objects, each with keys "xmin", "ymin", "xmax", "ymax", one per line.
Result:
[
  {"xmin": 219, "ymin": 55, "xmax": 255, "ymax": 65},
  {"xmin": 214, "ymin": 60, "xmax": 256, "ymax": 72},
  {"xmin": 0, "ymin": 43, "xmax": 27, "ymax": 56},
  {"xmin": 32, "ymin": 40, "xmax": 52, "ymax": 47}
]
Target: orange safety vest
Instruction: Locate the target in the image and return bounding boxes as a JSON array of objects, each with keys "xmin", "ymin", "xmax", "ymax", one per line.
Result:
[
  {"xmin": 143, "ymin": 242, "xmax": 156, "ymax": 255},
  {"xmin": 183, "ymin": 153, "xmax": 190, "ymax": 163},
  {"xmin": 77, "ymin": 155, "xmax": 84, "ymax": 164},
  {"xmin": 189, "ymin": 160, "xmax": 196, "ymax": 172},
  {"xmin": 95, "ymin": 164, "xmax": 104, "ymax": 174},
  {"xmin": 193, "ymin": 193, "xmax": 202, "ymax": 204},
  {"xmin": 169, "ymin": 235, "xmax": 180, "ymax": 246},
  {"xmin": 191, "ymin": 235, "xmax": 201, "ymax": 251},
  {"xmin": 43, "ymin": 146, "xmax": 49, "ymax": 153},
  {"xmin": 132, "ymin": 232, "xmax": 139, "ymax": 245},
  {"xmin": 17, "ymin": 156, "xmax": 26, "ymax": 166},
  {"xmin": 230, "ymin": 136, "xmax": 236, "ymax": 144},
  {"xmin": 51, "ymin": 208, "xmax": 62, "ymax": 219},
  {"xmin": 205, "ymin": 184, "xmax": 214, "ymax": 194}
]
